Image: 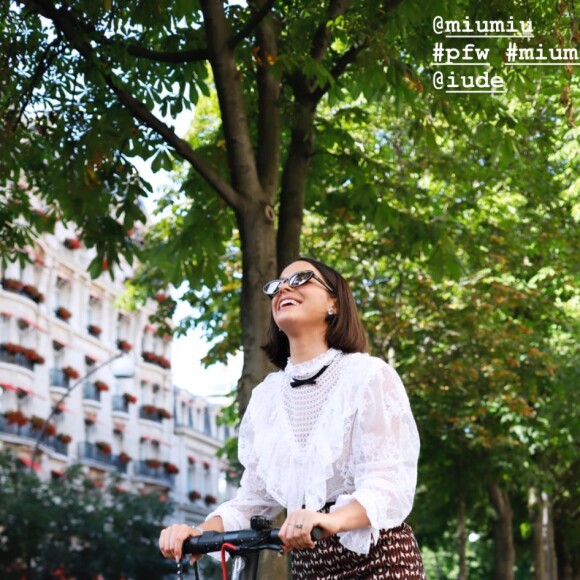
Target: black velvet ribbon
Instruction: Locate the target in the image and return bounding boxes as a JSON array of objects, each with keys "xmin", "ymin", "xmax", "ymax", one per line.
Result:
[{"xmin": 290, "ymin": 364, "xmax": 330, "ymax": 388}]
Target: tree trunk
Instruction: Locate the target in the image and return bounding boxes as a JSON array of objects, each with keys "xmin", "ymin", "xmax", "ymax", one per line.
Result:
[
  {"xmin": 555, "ymin": 525, "xmax": 580, "ymax": 580},
  {"xmin": 457, "ymin": 491, "xmax": 468, "ymax": 580},
  {"xmin": 530, "ymin": 488, "xmax": 558, "ymax": 580},
  {"xmin": 488, "ymin": 482, "xmax": 515, "ymax": 580},
  {"xmin": 236, "ymin": 201, "xmax": 278, "ymax": 415}
]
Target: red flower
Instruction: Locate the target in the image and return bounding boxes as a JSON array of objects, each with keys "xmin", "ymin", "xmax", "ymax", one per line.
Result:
[
  {"xmin": 96, "ymin": 441, "xmax": 112, "ymax": 455},
  {"xmin": 188, "ymin": 490, "xmax": 202, "ymax": 501},
  {"xmin": 94, "ymin": 380, "xmax": 109, "ymax": 392},
  {"xmin": 57, "ymin": 433, "xmax": 72, "ymax": 444},
  {"xmin": 63, "ymin": 366, "xmax": 80, "ymax": 380},
  {"xmin": 4, "ymin": 410, "xmax": 28, "ymax": 426},
  {"xmin": 64, "ymin": 237, "xmax": 82, "ymax": 250},
  {"xmin": 116, "ymin": 339, "xmax": 132, "ymax": 352},
  {"xmin": 204, "ymin": 493, "xmax": 217, "ymax": 506},
  {"xmin": 55, "ymin": 306, "xmax": 72, "ymax": 321},
  {"xmin": 157, "ymin": 408, "xmax": 172, "ymax": 420},
  {"xmin": 118, "ymin": 452, "xmax": 131, "ymax": 464},
  {"xmin": 87, "ymin": 324, "xmax": 102, "ymax": 337},
  {"xmin": 30, "ymin": 415, "xmax": 45, "ymax": 429},
  {"xmin": 163, "ymin": 462, "xmax": 179, "ymax": 474},
  {"xmin": 145, "ymin": 459, "xmax": 161, "ymax": 469},
  {"xmin": 123, "ymin": 393, "xmax": 137, "ymax": 404}
]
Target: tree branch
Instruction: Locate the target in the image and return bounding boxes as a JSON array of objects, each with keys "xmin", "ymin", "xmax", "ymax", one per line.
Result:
[
  {"xmin": 125, "ymin": 45, "xmax": 208, "ymax": 63},
  {"xmin": 230, "ymin": 0, "xmax": 276, "ymax": 49},
  {"xmin": 11, "ymin": 37, "xmax": 62, "ymax": 132},
  {"xmin": 311, "ymin": 0, "xmax": 355, "ymax": 63},
  {"xmin": 24, "ymin": 0, "xmax": 241, "ymax": 210},
  {"xmin": 200, "ymin": 0, "xmax": 262, "ymax": 198},
  {"xmin": 311, "ymin": 41, "xmax": 367, "ymax": 101},
  {"xmin": 253, "ymin": 0, "xmax": 281, "ymax": 197}
]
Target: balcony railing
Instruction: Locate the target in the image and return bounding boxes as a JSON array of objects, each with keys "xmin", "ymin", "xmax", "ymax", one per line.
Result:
[
  {"xmin": 78, "ymin": 442, "xmax": 128, "ymax": 472},
  {"xmin": 112, "ymin": 395, "xmax": 130, "ymax": 413},
  {"xmin": 134, "ymin": 460, "xmax": 174, "ymax": 485},
  {"xmin": 0, "ymin": 417, "xmax": 68, "ymax": 455},
  {"xmin": 45, "ymin": 438, "xmax": 69, "ymax": 456},
  {"xmin": 0, "ymin": 349, "xmax": 34, "ymax": 371},
  {"xmin": 83, "ymin": 382, "xmax": 102, "ymax": 403},
  {"xmin": 50, "ymin": 368, "xmax": 70, "ymax": 388},
  {"xmin": 79, "ymin": 442, "xmax": 117, "ymax": 467},
  {"xmin": 139, "ymin": 406, "xmax": 162, "ymax": 423},
  {"xmin": 0, "ymin": 415, "xmax": 36, "ymax": 439}
]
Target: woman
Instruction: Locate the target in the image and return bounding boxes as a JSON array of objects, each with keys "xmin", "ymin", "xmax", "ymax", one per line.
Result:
[{"xmin": 159, "ymin": 257, "xmax": 425, "ymax": 578}]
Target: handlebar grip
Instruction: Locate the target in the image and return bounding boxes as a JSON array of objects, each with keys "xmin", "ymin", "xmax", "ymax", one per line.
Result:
[{"xmin": 182, "ymin": 525, "xmax": 325, "ymax": 556}]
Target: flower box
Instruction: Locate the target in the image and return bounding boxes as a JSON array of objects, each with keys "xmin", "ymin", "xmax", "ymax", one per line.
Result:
[
  {"xmin": 63, "ymin": 366, "xmax": 80, "ymax": 380},
  {"xmin": 188, "ymin": 456, "xmax": 196, "ymax": 465},
  {"xmin": 24, "ymin": 348, "xmax": 45, "ymax": 365},
  {"xmin": 4, "ymin": 410, "xmax": 28, "ymax": 426},
  {"xmin": 143, "ymin": 404, "xmax": 157, "ymax": 415},
  {"xmin": 188, "ymin": 490, "xmax": 202, "ymax": 502},
  {"xmin": 203, "ymin": 461, "xmax": 211, "ymax": 470},
  {"xmin": 30, "ymin": 415, "xmax": 45, "ymax": 429},
  {"xmin": 96, "ymin": 441, "xmax": 112, "ymax": 455},
  {"xmin": 118, "ymin": 452, "xmax": 131, "ymax": 464},
  {"xmin": 57, "ymin": 433, "xmax": 72, "ymax": 444},
  {"xmin": 2, "ymin": 278, "xmax": 23, "ymax": 292},
  {"xmin": 94, "ymin": 380, "xmax": 109, "ymax": 392},
  {"xmin": 87, "ymin": 324, "xmax": 102, "ymax": 337},
  {"xmin": 123, "ymin": 393, "xmax": 137, "ymax": 404},
  {"xmin": 204, "ymin": 494, "xmax": 217, "ymax": 506},
  {"xmin": 164, "ymin": 462, "xmax": 179, "ymax": 474},
  {"xmin": 55, "ymin": 306, "xmax": 72, "ymax": 321},
  {"xmin": 145, "ymin": 459, "xmax": 161, "ymax": 469},
  {"xmin": 45, "ymin": 423, "xmax": 57, "ymax": 437},
  {"xmin": 116, "ymin": 339, "xmax": 132, "ymax": 352},
  {"xmin": 22, "ymin": 284, "xmax": 45, "ymax": 303},
  {"xmin": 64, "ymin": 237, "xmax": 82, "ymax": 250},
  {"xmin": 84, "ymin": 417, "xmax": 96, "ymax": 427},
  {"xmin": 158, "ymin": 357, "xmax": 171, "ymax": 369},
  {"xmin": 157, "ymin": 408, "xmax": 172, "ymax": 420}
]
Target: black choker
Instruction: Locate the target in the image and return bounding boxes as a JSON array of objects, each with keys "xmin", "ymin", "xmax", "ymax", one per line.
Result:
[{"xmin": 290, "ymin": 364, "xmax": 330, "ymax": 388}]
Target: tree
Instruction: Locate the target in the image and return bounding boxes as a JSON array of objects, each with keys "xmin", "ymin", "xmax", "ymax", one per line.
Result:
[
  {"xmin": 2, "ymin": 0, "xmax": 577, "ymax": 415},
  {"xmin": 0, "ymin": 450, "xmax": 173, "ymax": 579}
]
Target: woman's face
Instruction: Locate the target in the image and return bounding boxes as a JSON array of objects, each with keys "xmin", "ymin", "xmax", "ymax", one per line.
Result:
[{"xmin": 271, "ymin": 260, "xmax": 337, "ymax": 335}]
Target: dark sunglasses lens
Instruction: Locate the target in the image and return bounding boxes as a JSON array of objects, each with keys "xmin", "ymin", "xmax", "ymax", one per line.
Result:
[
  {"xmin": 289, "ymin": 271, "xmax": 314, "ymax": 287},
  {"xmin": 263, "ymin": 280, "xmax": 282, "ymax": 295}
]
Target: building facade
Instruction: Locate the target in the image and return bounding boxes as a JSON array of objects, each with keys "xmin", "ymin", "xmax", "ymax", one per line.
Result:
[{"xmin": 0, "ymin": 223, "xmax": 235, "ymax": 524}]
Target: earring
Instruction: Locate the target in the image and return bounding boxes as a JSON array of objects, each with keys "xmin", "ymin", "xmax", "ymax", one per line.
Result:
[{"xmin": 327, "ymin": 308, "xmax": 335, "ymax": 316}]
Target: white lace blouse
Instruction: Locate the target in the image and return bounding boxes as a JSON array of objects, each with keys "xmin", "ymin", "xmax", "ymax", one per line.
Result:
[{"xmin": 206, "ymin": 349, "xmax": 420, "ymax": 555}]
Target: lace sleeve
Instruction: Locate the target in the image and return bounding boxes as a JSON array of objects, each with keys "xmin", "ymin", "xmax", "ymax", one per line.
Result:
[
  {"xmin": 331, "ymin": 360, "xmax": 420, "ymax": 554},
  {"xmin": 205, "ymin": 393, "xmax": 283, "ymax": 532}
]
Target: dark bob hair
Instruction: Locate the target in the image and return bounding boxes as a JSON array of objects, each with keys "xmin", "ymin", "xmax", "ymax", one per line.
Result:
[{"xmin": 263, "ymin": 257, "xmax": 368, "ymax": 369}]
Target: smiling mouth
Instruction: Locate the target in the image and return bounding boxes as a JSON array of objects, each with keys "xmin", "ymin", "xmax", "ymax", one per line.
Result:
[{"xmin": 279, "ymin": 298, "xmax": 301, "ymax": 310}]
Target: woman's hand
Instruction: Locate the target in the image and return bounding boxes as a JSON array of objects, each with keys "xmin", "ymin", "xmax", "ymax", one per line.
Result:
[
  {"xmin": 278, "ymin": 508, "xmax": 340, "ymax": 551},
  {"xmin": 159, "ymin": 524, "xmax": 202, "ymax": 563}
]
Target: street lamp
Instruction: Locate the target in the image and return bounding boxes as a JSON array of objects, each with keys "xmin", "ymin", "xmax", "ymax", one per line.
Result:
[{"xmin": 30, "ymin": 351, "xmax": 135, "ymax": 470}]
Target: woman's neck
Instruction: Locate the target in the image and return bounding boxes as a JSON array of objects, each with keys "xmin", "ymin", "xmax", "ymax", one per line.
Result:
[{"xmin": 288, "ymin": 336, "xmax": 330, "ymax": 365}]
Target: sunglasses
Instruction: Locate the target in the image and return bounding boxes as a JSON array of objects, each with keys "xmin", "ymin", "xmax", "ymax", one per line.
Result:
[{"xmin": 262, "ymin": 270, "xmax": 335, "ymax": 297}]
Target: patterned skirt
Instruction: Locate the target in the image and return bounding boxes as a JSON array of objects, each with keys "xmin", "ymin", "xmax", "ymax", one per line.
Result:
[{"xmin": 291, "ymin": 522, "xmax": 426, "ymax": 579}]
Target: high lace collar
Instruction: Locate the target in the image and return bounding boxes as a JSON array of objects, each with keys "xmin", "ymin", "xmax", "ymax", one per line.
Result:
[{"xmin": 284, "ymin": 348, "xmax": 341, "ymax": 380}]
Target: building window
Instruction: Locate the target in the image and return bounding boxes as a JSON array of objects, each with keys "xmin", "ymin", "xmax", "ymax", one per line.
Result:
[{"xmin": 0, "ymin": 314, "xmax": 11, "ymax": 343}]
